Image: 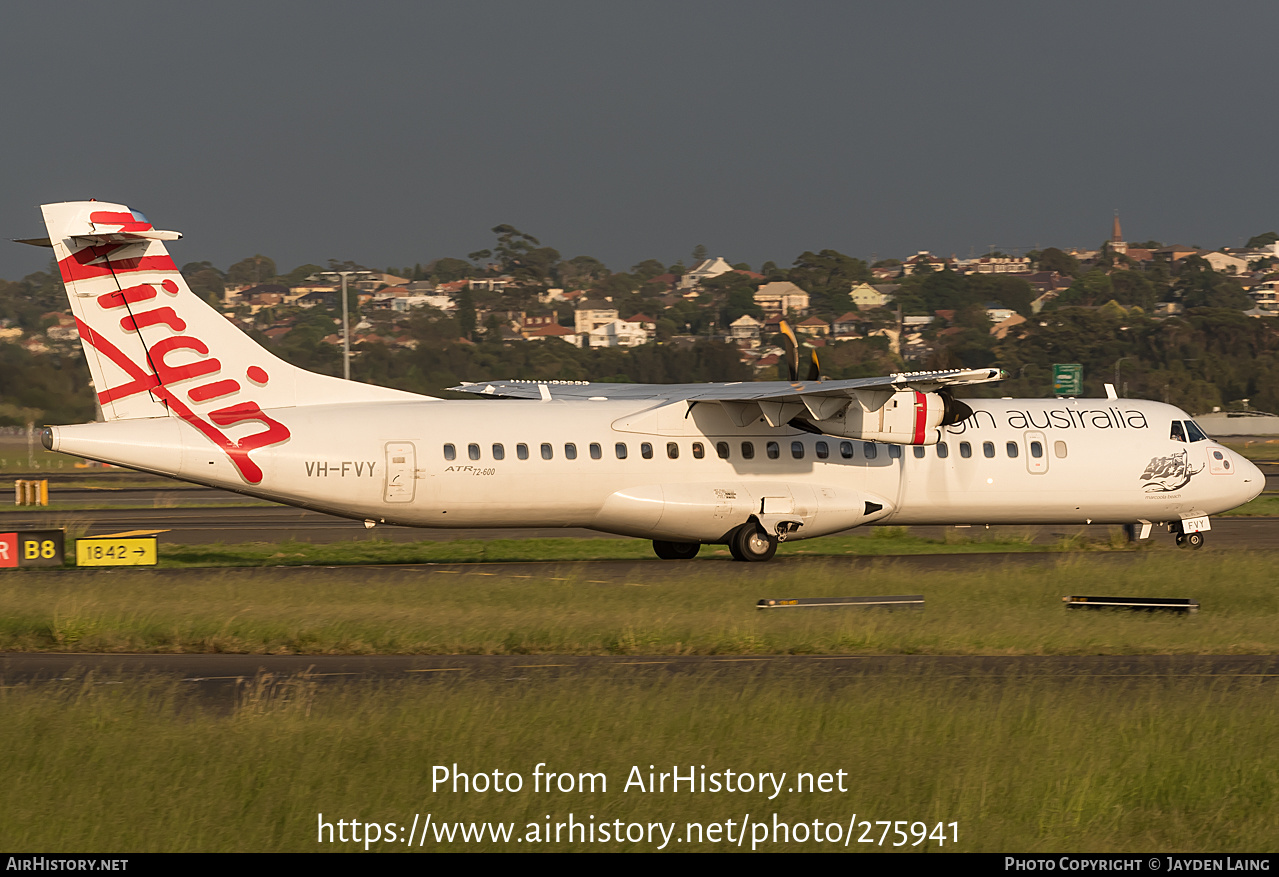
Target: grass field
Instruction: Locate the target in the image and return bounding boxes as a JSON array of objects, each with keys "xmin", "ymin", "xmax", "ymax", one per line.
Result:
[
  {"xmin": 1222, "ymin": 493, "xmax": 1279, "ymax": 515},
  {"xmin": 1, "ymin": 673, "xmax": 1274, "ymax": 852},
  {"xmin": 3, "ymin": 552, "xmax": 1276, "ymax": 656},
  {"xmin": 1221, "ymin": 439, "xmax": 1279, "ymax": 462}
]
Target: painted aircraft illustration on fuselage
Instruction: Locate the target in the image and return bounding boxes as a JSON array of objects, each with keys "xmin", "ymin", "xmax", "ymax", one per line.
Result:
[{"xmin": 20, "ymin": 201, "xmax": 1265, "ymax": 560}]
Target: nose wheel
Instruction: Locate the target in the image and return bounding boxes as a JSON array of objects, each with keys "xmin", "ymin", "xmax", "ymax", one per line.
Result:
[{"xmin": 1176, "ymin": 531, "xmax": 1205, "ymax": 550}]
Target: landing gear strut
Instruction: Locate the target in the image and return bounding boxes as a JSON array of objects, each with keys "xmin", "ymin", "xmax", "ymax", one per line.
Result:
[
  {"xmin": 653, "ymin": 540, "xmax": 700, "ymax": 560},
  {"xmin": 727, "ymin": 522, "xmax": 778, "ymax": 562}
]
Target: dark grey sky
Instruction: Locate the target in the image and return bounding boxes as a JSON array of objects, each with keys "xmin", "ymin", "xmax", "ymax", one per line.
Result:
[{"xmin": 3, "ymin": 1, "xmax": 1276, "ymax": 281}]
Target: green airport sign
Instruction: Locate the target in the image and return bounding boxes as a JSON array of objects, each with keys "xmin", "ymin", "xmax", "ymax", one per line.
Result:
[{"xmin": 1053, "ymin": 363, "xmax": 1083, "ymax": 396}]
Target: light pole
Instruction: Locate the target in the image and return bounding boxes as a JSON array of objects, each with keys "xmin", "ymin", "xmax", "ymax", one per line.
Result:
[
  {"xmin": 311, "ymin": 270, "xmax": 372, "ymax": 380},
  {"xmin": 1114, "ymin": 356, "xmax": 1133, "ymax": 398}
]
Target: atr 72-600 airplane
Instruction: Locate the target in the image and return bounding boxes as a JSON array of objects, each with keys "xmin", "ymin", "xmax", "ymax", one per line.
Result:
[{"xmin": 21, "ymin": 201, "xmax": 1264, "ymax": 561}]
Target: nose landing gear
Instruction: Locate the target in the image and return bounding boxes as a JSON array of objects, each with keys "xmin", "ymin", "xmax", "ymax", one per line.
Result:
[
  {"xmin": 1172, "ymin": 515, "xmax": 1209, "ymax": 550},
  {"xmin": 1176, "ymin": 531, "xmax": 1205, "ymax": 550}
]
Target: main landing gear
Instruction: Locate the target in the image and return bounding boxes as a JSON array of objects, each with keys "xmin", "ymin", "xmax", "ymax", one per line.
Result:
[
  {"xmin": 652, "ymin": 540, "xmax": 700, "ymax": 560},
  {"xmin": 727, "ymin": 522, "xmax": 778, "ymax": 562},
  {"xmin": 652, "ymin": 521, "xmax": 785, "ymax": 562}
]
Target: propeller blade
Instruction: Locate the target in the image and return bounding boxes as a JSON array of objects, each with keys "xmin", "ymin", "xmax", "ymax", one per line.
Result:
[
  {"xmin": 937, "ymin": 387, "xmax": 974, "ymax": 425},
  {"xmin": 779, "ymin": 320, "xmax": 800, "ymax": 382},
  {"xmin": 806, "ymin": 348, "xmax": 821, "ymax": 382}
]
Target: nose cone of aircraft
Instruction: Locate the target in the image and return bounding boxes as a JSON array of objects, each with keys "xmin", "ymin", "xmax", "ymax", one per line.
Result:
[{"xmin": 1231, "ymin": 450, "xmax": 1265, "ymax": 506}]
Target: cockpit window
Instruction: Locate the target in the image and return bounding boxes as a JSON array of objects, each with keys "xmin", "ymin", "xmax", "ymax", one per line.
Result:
[
  {"xmin": 1184, "ymin": 421, "xmax": 1209, "ymax": 443},
  {"xmin": 1170, "ymin": 421, "xmax": 1186, "ymax": 442}
]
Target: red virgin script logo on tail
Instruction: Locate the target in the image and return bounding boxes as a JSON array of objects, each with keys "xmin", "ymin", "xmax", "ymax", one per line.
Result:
[{"xmin": 62, "ymin": 243, "xmax": 289, "ymax": 485}]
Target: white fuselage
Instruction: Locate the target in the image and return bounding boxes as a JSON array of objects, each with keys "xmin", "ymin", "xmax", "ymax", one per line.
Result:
[{"xmin": 47, "ymin": 395, "xmax": 1264, "ymax": 544}]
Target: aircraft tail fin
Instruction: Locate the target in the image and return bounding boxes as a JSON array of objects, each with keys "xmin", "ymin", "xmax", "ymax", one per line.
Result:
[{"xmin": 39, "ymin": 200, "xmax": 424, "ymax": 424}]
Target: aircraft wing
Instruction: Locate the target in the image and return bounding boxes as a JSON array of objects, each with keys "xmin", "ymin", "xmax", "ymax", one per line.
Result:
[{"xmin": 450, "ymin": 367, "xmax": 1005, "ymax": 403}]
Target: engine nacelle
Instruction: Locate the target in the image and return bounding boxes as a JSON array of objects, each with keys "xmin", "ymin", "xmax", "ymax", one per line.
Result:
[{"xmin": 806, "ymin": 389, "xmax": 963, "ymax": 445}]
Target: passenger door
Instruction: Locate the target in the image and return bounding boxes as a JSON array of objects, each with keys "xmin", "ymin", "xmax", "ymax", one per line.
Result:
[
  {"xmin": 384, "ymin": 441, "xmax": 417, "ymax": 502},
  {"xmin": 1024, "ymin": 431, "xmax": 1048, "ymax": 474}
]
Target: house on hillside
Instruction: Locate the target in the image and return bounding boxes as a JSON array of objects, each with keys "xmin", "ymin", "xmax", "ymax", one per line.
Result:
[
  {"xmin": 526, "ymin": 323, "xmax": 580, "ymax": 345},
  {"xmin": 678, "ymin": 257, "xmax": 734, "ymax": 289},
  {"xmin": 574, "ymin": 299, "xmax": 619, "ymax": 334},
  {"xmin": 831, "ymin": 312, "xmax": 863, "ymax": 337},
  {"xmin": 796, "ymin": 316, "xmax": 830, "ymax": 337},
  {"xmin": 625, "ymin": 313, "xmax": 657, "ymax": 332},
  {"xmin": 955, "ymin": 255, "xmax": 1032, "ymax": 274},
  {"xmin": 729, "ymin": 314, "xmax": 764, "ymax": 348},
  {"xmin": 588, "ymin": 319, "xmax": 649, "ymax": 348},
  {"xmin": 902, "ymin": 251, "xmax": 952, "ymax": 273},
  {"xmin": 753, "ymin": 281, "xmax": 809, "ymax": 316},
  {"xmin": 1199, "ymin": 251, "xmax": 1250, "ymax": 274}
]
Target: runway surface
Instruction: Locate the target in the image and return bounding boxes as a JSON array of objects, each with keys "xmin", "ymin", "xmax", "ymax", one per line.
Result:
[
  {"xmin": 12, "ymin": 546, "xmax": 1277, "ymax": 590},
  {"xmin": 4, "ymin": 652, "xmax": 1277, "ymax": 688},
  {"xmin": 6, "ymin": 503, "xmax": 1279, "ymax": 552}
]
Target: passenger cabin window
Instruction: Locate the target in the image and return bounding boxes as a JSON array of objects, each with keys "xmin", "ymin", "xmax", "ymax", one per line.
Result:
[
  {"xmin": 564, "ymin": 443, "xmax": 577, "ymax": 460},
  {"xmin": 1030, "ymin": 441, "xmax": 1044, "ymax": 458},
  {"xmin": 541, "ymin": 443, "xmax": 553, "ymax": 460},
  {"xmin": 667, "ymin": 442, "xmax": 679, "ymax": 459},
  {"xmin": 468, "ymin": 443, "xmax": 480, "ymax": 461},
  {"xmin": 641, "ymin": 442, "xmax": 653, "ymax": 459},
  {"xmin": 1054, "ymin": 441, "xmax": 1067, "ymax": 458},
  {"xmin": 864, "ymin": 442, "xmax": 877, "ymax": 460},
  {"xmin": 983, "ymin": 441, "xmax": 995, "ymax": 458},
  {"xmin": 716, "ymin": 442, "xmax": 730, "ymax": 459},
  {"xmin": 936, "ymin": 442, "xmax": 949, "ymax": 459},
  {"xmin": 840, "ymin": 441, "xmax": 854, "ymax": 459},
  {"xmin": 791, "ymin": 441, "xmax": 804, "ymax": 459},
  {"xmin": 766, "ymin": 441, "xmax": 780, "ymax": 460},
  {"xmin": 443, "ymin": 443, "xmax": 456, "ymax": 461},
  {"xmin": 815, "ymin": 441, "xmax": 829, "ymax": 459},
  {"xmin": 492, "ymin": 443, "xmax": 505, "ymax": 460},
  {"xmin": 888, "ymin": 445, "xmax": 902, "ymax": 459},
  {"xmin": 615, "ymin": 443, "xmax": 628, "ymax": 460},
  {"xmin": 913, "ymin": 446, "xmax": 926, "ymax": 458},
  {"xmin": 692, "ymin": 442, "xmax": 705, "ymax": 459},
  {"xmin": 517, "ymin": 443, "xmax": 529, "ymax": 460},
  {"xmin": 589, "ymin": 443, "xmax": 602, "ymax": 460},
  {"xmin": 741, "ymin": 442, "xmax": 754, "ymax": 460},
  {"xmin": 1170, "ymin": 421, "xmax": 1186, "ymax": 442},
  {"xmin": 959, "ymin": 441, "xmax": 972, "ymax": 458},
  {"xmin": 1006, "ymin": 441, "xmax": 1019, "ymax": 458}
]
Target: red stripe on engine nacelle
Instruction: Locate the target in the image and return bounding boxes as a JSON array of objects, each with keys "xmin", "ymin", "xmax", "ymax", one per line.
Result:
[{"xmin": 912, "ymin": 390, "xmax": 927, "ymax": 445}]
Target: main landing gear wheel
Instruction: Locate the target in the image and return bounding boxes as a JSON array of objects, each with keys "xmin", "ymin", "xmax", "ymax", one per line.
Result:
[
  {"xmin": 653, "ymin": 540, "xmax": 701, "ymax": 560},
  {"xmin": 1177, "ymin": 531, "xmax": 1205, "ymax": 550},
  {"xmin": 728, "ymin": 522, "xmax": 778, "ymax": 562}
]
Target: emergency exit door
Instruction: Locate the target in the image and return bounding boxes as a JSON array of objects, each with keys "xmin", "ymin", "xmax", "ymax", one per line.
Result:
[{"xmin": 384, "ymin": 442, "xmax": 417, "ymax": 502}]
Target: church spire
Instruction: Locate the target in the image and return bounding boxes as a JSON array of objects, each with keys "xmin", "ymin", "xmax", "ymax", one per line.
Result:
[{"xmin": 1110, "ymin": 211, "xmax": 1127, "ymax": 255}]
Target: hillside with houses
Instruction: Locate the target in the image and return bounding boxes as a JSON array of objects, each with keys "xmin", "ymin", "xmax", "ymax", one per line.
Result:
[{"xmin": 3, "ymin": 219, "xmax": 1279, "ymax": 427}]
